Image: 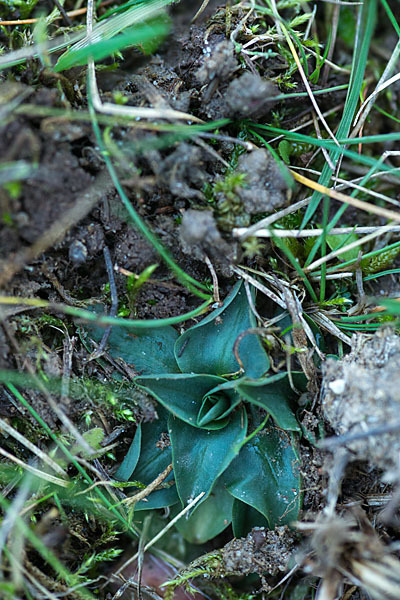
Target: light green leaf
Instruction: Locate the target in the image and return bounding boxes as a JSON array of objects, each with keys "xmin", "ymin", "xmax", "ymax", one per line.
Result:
[
  {"xmin": 326, "ymin": 230, "xmax": 359, "ymax": 263},
  {"xmin": 84, "ymin": 307, "xmax": 179, "ymax": 375},
  {"xmin": 237, "ymin": 373, "xmax": 300, "ymax": 431},
  {"xmin": 173, "ymin": 479, "xmax": 234, "ymax": 544},
  {"xmin": 198, "ymin": 380, "xmax": 242, "ymax": 427},
  {"xmin": 175, "ymin": 281, "xmax": 270, "ymax": 378},
  {"xmin": 223, "ymin": 423, "xmax": 301, "ymax": 527},
  {"xmin": 70, "ymin": 427, "xmax": 104, "ymax": 455},
  {"xmin": 168, "ymin": 409, "xmax": 247, "ymax": 507}
]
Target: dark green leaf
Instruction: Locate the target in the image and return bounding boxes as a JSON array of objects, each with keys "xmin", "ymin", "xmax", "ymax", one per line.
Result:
[
  {"xmin": 175, "ymin": 281, "xmax": 270, "ymax": 378},
  {"xmin": 136, "ymin": 374, "xmax": 230, "ymax": 429},
  {"xmin": 84, "ymin": 307, "xmax": 179, "ymax": 375},
  {"xmin": 132, "ymin": 408, "xmax": 171, "ymax": 482},
  {"xmin": 168, "ymin": 409, "xmax": 247, "ymax": 507},
  {"xmin": 231, "ymin": 499, "xmax": 268, "ymax": 538},
  {"xmin": 223, "ymin": 424, "xmax": 301, "ymax": 527},
  {"xmin": 237, "ymin": 373, "xmax": 300, "ymax": 431},
  {"xmin": 173, "ymin": 479, "xmax": 234, "ymax": 544},
  {"xmin": 198, "ymin": 380, "xmax": 242, "ymax": 427},
  {"xmin": 129, "ymin": 407, "xmax": 178, "ymax": 510},
  {"xmin": 114, "ymin": 424, "xmax": 142, "ymax": 481}
]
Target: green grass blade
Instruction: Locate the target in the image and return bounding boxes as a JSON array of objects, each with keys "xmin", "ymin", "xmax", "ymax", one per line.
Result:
[
  {"xmin": 380, "ymin": 0, "xmax": 400, "ymax": 37},
  {"xmin": 251, "ymin": 125, "xmax": 400, "ymax": 177},
  {"xmin": 55, "ymin": 21, "xmax": 169, "ymax": 71},
  {"xmin": 301, "ymin": 0, "xmax": 377, "ymax": 225},
  {"xmin": 0, "ymin": 295, "xmax": 213, "ymax": 328}
]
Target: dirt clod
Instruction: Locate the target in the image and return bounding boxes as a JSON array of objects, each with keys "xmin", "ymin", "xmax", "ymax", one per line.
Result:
[
  {"xmin": 226, "ymin": 72, "xmax": 279, "ymax": 118},
  {"xmin": 149, "ymin": 142, "xmax": 209, "ymax": 199},
  {"xmin": 196, "ymin": 40, "xmax": 238, "ymax": 87},
  {"xmin": 322, "ymin": 328, "xmax": 400, "ymax": 470},
  {"xmin": 180, "ymin": 209, "xmax": 236, "ymax": 275},
  {"xmin": 235, "ymin": 148, "xmax": 291, "ymax": 215}
]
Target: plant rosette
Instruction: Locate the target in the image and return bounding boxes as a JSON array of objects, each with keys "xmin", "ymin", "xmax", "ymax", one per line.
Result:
[{"xmin": 87, "ymin": 281, "xmax": 302, "ymax": 543}]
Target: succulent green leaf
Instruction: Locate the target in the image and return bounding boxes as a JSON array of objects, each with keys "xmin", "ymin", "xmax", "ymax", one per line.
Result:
[
  {"xmin": 198, "ymin": 380, "xmax": 242, "ymax": 427},
  {"xmin": 85, "ymin": 308, "xmax": 179, "ymax": 375},
  {"xmin": 136, "ymin": 373, "xmax": 231, "ymax": 429},
  {"xmin": 114, "ymin": 424, "xmax": 142, "ymax": 481},
  {"xmin": 173, "ymin": 479, "xmax": 234, "ymax": 544},
  {"xmin": 174, "ymin": 281, "xmax": 270, "ymax": 378},
  {"xmin": 237, "ymin": 373, "xmax": 300, "ymax": 431},
  {"xmin": 223, "ymin": 424, "xmax": 301, "ymax": 527},
  {"xmin": 127, "ymin": 407, "xmax": 178, "ymax": 510},
  {"xmin": 168, "ymin": 408, "xmax": 247, "ymax": 507},
  {"xmin": 197, "ymin": 393, "xmax": 231, "ymax": 427}
]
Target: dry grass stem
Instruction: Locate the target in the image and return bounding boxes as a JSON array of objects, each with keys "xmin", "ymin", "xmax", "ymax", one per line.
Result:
[
  {"xmin": 234, "ymin": 225, "xmax": 400, "ymax": 238},
  {"xmin": 292, "ymin": 170, "xmax": 400, "ymax": 222},
  {"xmin": 0, "ymin": 447, "xmax": 68, "ymax": 487},
  {"xmin": 113, "ymin": 492, "xmax": 206, "ymax": 580},
  {"xmin": 0, "ymin": 417, "xmax": 67, "ymax": 476}
]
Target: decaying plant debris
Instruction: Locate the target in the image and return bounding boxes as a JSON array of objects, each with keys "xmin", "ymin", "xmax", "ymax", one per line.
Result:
[{"xmin": 1, "ymin": 0, "xmax": 400, "ymax": 599}]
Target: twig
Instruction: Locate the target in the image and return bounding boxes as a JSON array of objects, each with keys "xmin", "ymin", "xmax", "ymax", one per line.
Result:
[
  {"xmin": 233, "ymin": 328, "xmax": 275, "ymax": 371},
  {"xmin": 352, "ymin": 39, "xmax": 400, "ymax": 136},
  {"xmin": 319, "ymin": 421, "xmax": 400, "ymax": 449},
  {"xmin": 236, "ymin": 198, "xmax": 311, "ymax": 241},
  {"xmin": 232, "ymin": 266, "xmax": 287, "ymax": 310},
  {"xmin": 122, "ymin": 464, "xmax": 173, "ymax": 508},
  {"xmin": 312, "ymin": 111, "xmax": 335, "ymax": 170},
  {"xmin": 279, "ymin": 19, "xmax": 339, "ymax": 147},
  {"xmin": 51, "ymin": 0, "xmax": 73, "ymax": 26},
  {"xmin": 191, "ymin": 0, "xmax": 210, "ymax": 22},
  {"xmin": 290, "ymin": 165, "xmax": 400, "ymax": 207},
  {"xmin": 0, "ymin": 0, "xmax": 114, "ymax": 25},
  {"xmin": 61, "ymin": 334, "xmax": 76, "ymax": 404},
  {"xmin": 204, "ymin": 255, "xmax": 220, "ymax": 305},
  {"xmin": 0, "ymin": 447, "xmax": 68, "ymax": 487},
  {"xmin": 0, "ymin": 417, "xmax": 67, "ymax": 476}
]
